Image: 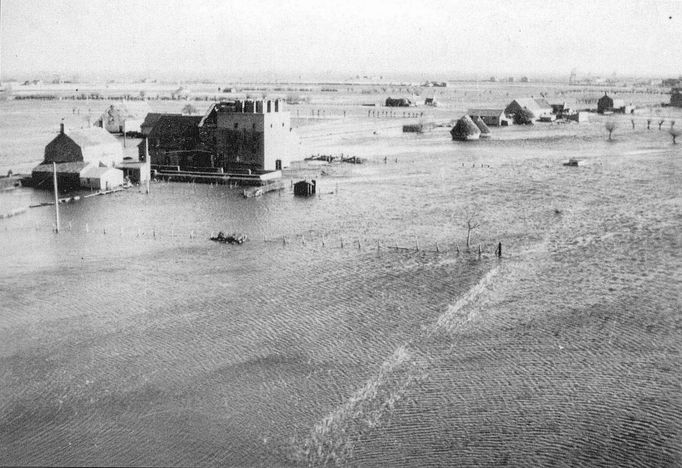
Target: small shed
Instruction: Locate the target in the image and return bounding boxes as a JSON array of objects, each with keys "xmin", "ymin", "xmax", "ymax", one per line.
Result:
[
  {"xmin": 450, "ymin": 115, "xmax": 481, "ymax": 141},
  {"xmin": 31, "ymin": 161, "xmax": 89, "ymax": 191},
  {"xmin": 294, "ymin": 179, "xmax": 316, "ymax": 196},
  {"xmin": 80, "ymin": 165, "xmax": 125, "ymax": 190}
]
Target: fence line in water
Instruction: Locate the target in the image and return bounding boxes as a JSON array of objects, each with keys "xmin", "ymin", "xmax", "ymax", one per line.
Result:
[{"xmin": 4, "ymin": 220, "xmax": 505, "ymax": 258}]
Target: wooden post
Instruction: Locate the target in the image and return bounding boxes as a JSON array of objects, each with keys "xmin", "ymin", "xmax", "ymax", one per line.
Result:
[
  {"xmin": 498, "ymin": 242, "xmax": 502, "ymax": 257},
  {"xmin": 436, "ymin": 242, "xmax": 440, "ymax": 252},
  {"xmin": 123, "ymin": 120, "xmax": 127, "ymax": 148},
  {"xmin": 52, "ymin": 162, "xmax": 60, "ymax": 233}
]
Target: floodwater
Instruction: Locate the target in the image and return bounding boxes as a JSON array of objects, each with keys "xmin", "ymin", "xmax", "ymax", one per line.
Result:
[{"xmin": 1, "ymin": 115, "xmax": 681, "ymax": 466}]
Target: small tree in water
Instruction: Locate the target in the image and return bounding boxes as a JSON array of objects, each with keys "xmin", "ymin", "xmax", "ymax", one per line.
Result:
[
  {"xmin": 670, "ymin": 127, "xmax": 681, "ymax": 144},
  {"xmin": 605, "ymin": 120, "xmax": 617, "ymax": 141},
  {"xmin": 464, "ymin": 212, "xmax": 480, "ymax": 249}
]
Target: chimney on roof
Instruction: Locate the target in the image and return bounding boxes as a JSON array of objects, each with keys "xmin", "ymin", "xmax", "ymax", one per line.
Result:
[{"xmin": 60, "ymin": 122, "xmax": 64, "ymax": 134}]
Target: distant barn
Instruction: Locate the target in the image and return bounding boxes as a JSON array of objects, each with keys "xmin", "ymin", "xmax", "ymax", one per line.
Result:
[
  {"xmin": 467, "ymin": 109, "xmax": 509, "ymax": 127},
  {"xmin": 597, "ymin": 93, "xmax": 628, "ymax": 114},
  {"xmin": 505, "ymin": 98, "xmax": 553, "ymax": 122},
  {"xmin": 95, "ymin": 102, "xmax": 151, "ymax": 134}
]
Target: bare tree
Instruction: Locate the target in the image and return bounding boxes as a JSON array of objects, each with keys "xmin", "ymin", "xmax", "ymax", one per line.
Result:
[
  {"xmin": 464, "ymin": 211, "xmax": 480, "ymax": 249},
  {"xmin": 670, "ymin": 127, "xmax": 681, "ymax": 144},
  {"xmin": 605, "ymin": 120, "xmax": 616, "ymax": 141}
]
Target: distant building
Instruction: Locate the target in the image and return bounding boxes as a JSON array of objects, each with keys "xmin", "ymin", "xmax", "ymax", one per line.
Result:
[
  {"xmin": 504, "ymin": 98, "xmax": 553, "ymax": 121},
  {"xmin": 597, "ymin": 93, "xmax": 628, "ymax": 114},
  {"xmin": 171, "ymin": 86, "xmax": 191, "ymax": 100},
  {"xmin": 95, "ymin": 102, "xmax": 151, "ymax": 134},
  {"xmin": 385, "ymin": 97, "xmax": 413, "ymax": 107},
  {"xmin": 424, "ymin": 97, "xmax": 438, "ymax": 107},
  {"xmin": 467, "ymin": 109, "xmax": 510, "ymax": 127},
  {"xmin": 671, "ymin": 88, "xmax": 682, "ymax": 107}
]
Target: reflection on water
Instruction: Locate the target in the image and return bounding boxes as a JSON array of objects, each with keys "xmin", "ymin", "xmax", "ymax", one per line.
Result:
[{"xmin": 1, "ymin": 130, "xmax": 680, "ymax": 466}]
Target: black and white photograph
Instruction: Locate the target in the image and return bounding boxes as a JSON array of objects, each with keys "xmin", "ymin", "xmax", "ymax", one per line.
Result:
[{"xmin": 0, "ymin": 1, "xmax": 680, "ymax": 466}]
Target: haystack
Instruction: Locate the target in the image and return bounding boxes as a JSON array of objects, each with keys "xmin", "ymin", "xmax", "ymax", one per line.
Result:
[
  {"xmin": 450, "ymin": 115, "xmax": 481, "ymax": 141},
  {"xmin": 472, "ymin": 116, "xmax": 491, "ymax": 138}
]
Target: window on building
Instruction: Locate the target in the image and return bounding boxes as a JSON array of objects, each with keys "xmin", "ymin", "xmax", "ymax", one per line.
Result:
[{"xmin": 252, "ymin": 123, "xmax": 256, "ymax": 130}]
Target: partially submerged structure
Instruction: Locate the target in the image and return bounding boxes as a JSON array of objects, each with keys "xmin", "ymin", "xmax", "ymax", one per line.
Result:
[
  {"xmin": 141, "ymin": 99, "xmax": 299, "ymax": 176},
  {"xmin": 597, "ymin": 93, "xmax": 631, "ymax": 114},
  {"xmin": 294, "ymin": 179, "xmax": 316, "ymax": 196},
  {"xmin": 505, "ymin": 98, "xmax": 553, "ymax": 122},
  {"xmin": 450, "ymin": 115, "xmax": 481, "ymax": 141},
  {"xmin": 385, "ymin": 97, "xmax": 413, "ymax": 107},
  {"xmin": 671, "ymin": 88, "xmax": 682, "ymax": 107},
  {"xmin": 95, "ymin": 102, "xmax": 151, "ymax": 134},
  {"xmin": 472, "ymin": 116, "xmax": 491, "ymax": 138},
  {"xmin": 32, "ymin": 124, "xmax": 125, "ymax": 190},
  {"xmin": 468, "ymin": 109, "xmax": 509, "ymax": 127}
]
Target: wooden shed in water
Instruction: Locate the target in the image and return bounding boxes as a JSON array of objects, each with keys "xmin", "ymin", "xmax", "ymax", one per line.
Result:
[{"xmin": 294, "ymin": 179, "xmax": 316, "ymax": 196}]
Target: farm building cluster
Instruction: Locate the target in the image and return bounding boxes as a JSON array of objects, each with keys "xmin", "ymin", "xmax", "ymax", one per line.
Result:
[
  {"xmin": 31, "ymin": 123, "xmax": 150, "ymax": 191},
  {"xmin": 451, "ymin": 95, "xmax": 596, "ymax": 140}
]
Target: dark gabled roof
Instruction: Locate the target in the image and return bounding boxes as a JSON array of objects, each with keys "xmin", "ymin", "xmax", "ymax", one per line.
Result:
[
  {"xmin": 146, "ymin": 115, "xmax": 202, "ymax": 149},
  {"xmin": 468, "ymin": 108, "xmax": 506, "ymax": 117},
  {"xmin": 141, "ymin": 112, "xmax": 170, "ymax": 129}
]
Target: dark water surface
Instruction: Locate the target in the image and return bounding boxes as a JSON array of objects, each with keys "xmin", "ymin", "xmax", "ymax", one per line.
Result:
[{"xmin": 1, "ymin": 128, "xmax": 680, "ymax": 466}]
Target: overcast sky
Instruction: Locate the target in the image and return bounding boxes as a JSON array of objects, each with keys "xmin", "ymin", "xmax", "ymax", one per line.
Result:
[{"xmin": 1, "ymin": 0, "xmax": 680, "ymax": 80}]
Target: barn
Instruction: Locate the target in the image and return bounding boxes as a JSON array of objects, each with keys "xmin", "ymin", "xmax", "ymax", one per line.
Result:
[
  {"xmin": 467, "ymin": 109, "xmax": 509, "ymax": 126},
  {"xmin": 505, "ymin": 98, "xmax": 553, "ymax": 122},
  {"xmin": 43, "ymin": 124, "xmax": 123, "ymax": 167}
]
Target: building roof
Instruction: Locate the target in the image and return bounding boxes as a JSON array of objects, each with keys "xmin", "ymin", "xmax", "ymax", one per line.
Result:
[
  {"xmin": 199, "ymin": 101, "xmax": 237, "ymax": 127},
  {"xmin": 141, "ymin": 112, "xmax": 168, "ymax": 129},
  {"xmin": 472, "ymin": 116, "xmax": 491, "ymax": 134},
  {"xmin": 145, "ymin": 115, "xmax": 202, "ymax": 149},
  {"xmin": 511, "ymin": 98, "xmax": 552, "ymax": 112},
  {"xmin": 64, "ymin": 127, "xmax": 120, "ymax": 148},
  {"xmin": 468, "ymin": 108, "xmax": 505, "ymax": 117},
  {"xmin": 80, "ymin": 165, "xmax": 121, "ymax": 178},
  {"xmin": 32, "ymin": 161, "xmax": 90, "ymax": 174}
]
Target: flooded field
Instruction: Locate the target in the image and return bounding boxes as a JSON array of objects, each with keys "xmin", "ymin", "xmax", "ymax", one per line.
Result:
[{"xmin": 0, "ymin": 97, "xmax": 681, "ymax": 466}]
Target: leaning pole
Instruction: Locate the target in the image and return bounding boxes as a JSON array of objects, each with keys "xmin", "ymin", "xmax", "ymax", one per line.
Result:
[{"xmin": 53, "ymin": 162, "xmax": 60, "ymax": 233}]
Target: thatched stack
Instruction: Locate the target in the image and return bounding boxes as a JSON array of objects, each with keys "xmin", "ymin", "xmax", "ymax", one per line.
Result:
[
  {"xmin": 450, "ymin": 115, "xmax": 481, "ymax": 141},
  {"xmin": 472, "ymin": 116, "xmax": 491, "ymax": 138}
]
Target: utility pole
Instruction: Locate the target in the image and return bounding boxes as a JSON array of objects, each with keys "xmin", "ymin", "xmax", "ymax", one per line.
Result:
[{"xmin": 53, "ymin": 162, "xmax": 60, "ymax": 233}]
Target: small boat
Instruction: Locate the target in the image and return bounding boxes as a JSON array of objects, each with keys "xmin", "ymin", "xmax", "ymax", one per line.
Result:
[
  {"xmin": 563, "ymin": 158, "xmax": 583, "ymax": 167},
  {"xmin": 210, "ymin": 232, "xmax": 248, "ymax": 244}
]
